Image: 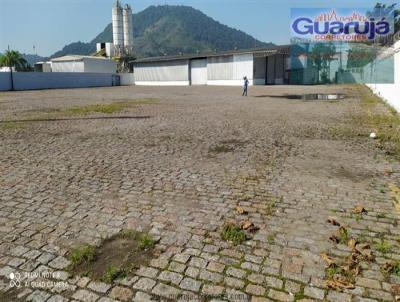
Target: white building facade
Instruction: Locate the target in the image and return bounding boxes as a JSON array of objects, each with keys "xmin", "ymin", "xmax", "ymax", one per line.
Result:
[
  {"xmin": 133, "ymin": 46, "xmax": 290, "ymax": 86},
  {"xmin": 51, "ymin": 56, "xmax": 117, "ymax": 73}
]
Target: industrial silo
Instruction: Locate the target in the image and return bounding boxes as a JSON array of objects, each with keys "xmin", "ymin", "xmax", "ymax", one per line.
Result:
[
  {"xmin": 112, "ymin": 0, "xmax": 124, "ymax": 55},
  {"xmin": 123, "ymin": 4, "xmax": 134, "ymax": 55}
]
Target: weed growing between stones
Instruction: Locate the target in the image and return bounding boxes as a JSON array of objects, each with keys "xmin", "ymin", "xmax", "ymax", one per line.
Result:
[
  {"xmin": 68, "ymin": 230, "xmax": 157, "ymax": 283},
  {"xmin": 324, "ymin": 220, "xmax": 375, "ymax": 290},
  {"xmin": 374, "ymin": 240, "xmax": 392, "ymax": 254},
  {"xmin": 103, "ymin": 265, "xmax": 127, "ymax": 283},
  {"xmin": 69, "ymin": 245, "xmax": 97, "ymax": 267},
  {"xmin": 221, "ymin": 223, "xmax": 246, "ymax": 245}
]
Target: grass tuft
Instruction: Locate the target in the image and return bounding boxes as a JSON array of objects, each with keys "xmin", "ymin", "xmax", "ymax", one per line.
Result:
[
  {"xmin": 102, "ymin": 265, "xmax": 126, "ymax": 283},
  {"xmin": 375, "ymin": 240, "xmax": 391, "ymax": 254},
  {"xmin": 137, "ymin": 234, "xmax": 156, "ymax": 250},
  {"xmin": 69, "ymin": 245, "xmax": 97, "ymax": 267},
  {"xmin": 221, "ymin": 223, "xmax": 246, "ymax": 245}
]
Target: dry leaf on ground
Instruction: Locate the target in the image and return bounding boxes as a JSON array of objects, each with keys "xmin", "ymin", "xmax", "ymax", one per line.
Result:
[
  {"xmin": 327, "ymin": 217, "xmax": 341, "ymax": 226},
  {"xmin": 353, "ymin": 205, "xmax": 367, "ymax": 214},
  {"xmin": 240, "ymin": 221, "xmax": 253, "ymax": 230},
  {"xmin": 325, "ymin": 276, "xmax": 355, "ymax": 290},
  {"xmin": 348, "ymin": 238, "xmax": 357, "ymax": 249},
  {"xmin": 236, "ymin": 206, "xmax": 248, "ymax": 215},
  {"xmin": 320, "ymin": 252, "xmax": 335, "ymax": 267}
]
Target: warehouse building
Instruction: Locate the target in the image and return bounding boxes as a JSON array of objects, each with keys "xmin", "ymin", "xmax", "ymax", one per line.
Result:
[
  {"xmin": 132, "ymin": 45, "xmax": 290, "ymax": 86},
  {"xmin": 51, "ymin": 55, "xmax": 117, "ymax": 73}
]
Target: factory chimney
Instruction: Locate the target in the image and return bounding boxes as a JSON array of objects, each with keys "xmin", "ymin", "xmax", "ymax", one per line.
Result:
[
  {"xmin": 123, "ymin": 4, "xmax": 134, "ymax": 55},
  {"xmin": 112, "ymin": 0, "xmax": 124, "ymax": 55}
]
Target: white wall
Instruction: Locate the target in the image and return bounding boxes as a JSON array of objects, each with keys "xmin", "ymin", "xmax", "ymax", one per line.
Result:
[
  {"xmin": 83, "ymin": 58, "xmax": 117, "ymax": 73},
  {"xmin": 233, "ymin": 54, "xmax": 253, "ymax": 81},
  {"xmin": 367, "ymin": 40, "xmax": 400, "ymax": 112},
  {"xmin": 134, "ymin": 60, "xmax": 189, "ymax": 86},
  {"xmin": 120, "ymin": 73, "xmax": 135, "ymax": 86},
  {"xmin": 0, "ymin": 72, "xmax": 117, "ymax": 91},
  {"xmin": 207, "ymin": 54, "xmax": 253, "ymax": 86},
  {"xmin": 190, "ymin": 59, "xmax": 207, "ymax": 85},
  {"xmin": 52, "ymin": 61, "xmax": 84, "ymax": 73}
]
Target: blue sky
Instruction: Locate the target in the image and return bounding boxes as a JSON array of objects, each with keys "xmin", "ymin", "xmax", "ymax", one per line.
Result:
[{"xmin": 0, "ymin": 0, "xmax": 394, "ymax": 56}]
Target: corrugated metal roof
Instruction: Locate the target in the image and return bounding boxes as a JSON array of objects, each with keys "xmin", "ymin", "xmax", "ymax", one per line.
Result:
[
  {"xmin": 51, "ymin": 55, "xmax": 111, "ymax": 62},
  {"xmin": 132, "ymin": 45, "xmax": 291, "ymax": 64}
]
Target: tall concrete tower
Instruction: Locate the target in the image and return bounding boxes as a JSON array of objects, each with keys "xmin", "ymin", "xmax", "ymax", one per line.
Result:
[
  {"xmin": 112, "ymin": 0, "xmax": 124, "ymax": 55},
  {"xmin": 123, "ymin": 4, "xmax": 134, "ymax": 55}
]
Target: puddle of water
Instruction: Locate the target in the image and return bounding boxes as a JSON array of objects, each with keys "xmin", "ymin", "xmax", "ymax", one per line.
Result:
[{"xmin": 302, "ymin": 94, "xmax": 345, "ymax": 101}]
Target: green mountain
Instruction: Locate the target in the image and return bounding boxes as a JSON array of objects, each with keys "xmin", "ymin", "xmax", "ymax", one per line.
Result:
[{"xmin": 52, "ymin": 5, "xmax": 273, "ymax": 59}]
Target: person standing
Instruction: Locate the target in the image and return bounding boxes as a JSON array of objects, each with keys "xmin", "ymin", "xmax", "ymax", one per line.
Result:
[{"xmin": 242, "ymin": 76, "xmax": 249, "ymax": 96}]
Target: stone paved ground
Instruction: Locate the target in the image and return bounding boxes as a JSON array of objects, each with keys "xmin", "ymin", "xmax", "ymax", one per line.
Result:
[{"xmin": 0, "ymin": 85, "xmax": 399, "ymax": 302}]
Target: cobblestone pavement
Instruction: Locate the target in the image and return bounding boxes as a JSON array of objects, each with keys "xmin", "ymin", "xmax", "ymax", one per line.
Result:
[{"xmin": 0, "ymin": 85, "xmax": 399, "ymax": 302}]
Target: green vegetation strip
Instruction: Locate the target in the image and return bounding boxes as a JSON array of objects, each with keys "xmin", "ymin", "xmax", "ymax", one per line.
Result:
[{"xmin": 330, "ymin": 85, "xmax": 400, "ymax": 159}]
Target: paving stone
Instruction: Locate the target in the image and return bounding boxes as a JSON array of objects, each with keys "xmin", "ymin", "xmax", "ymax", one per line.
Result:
[
  {"xmin": 169, "ymin": 261, "xmax": 186, "ymax": 273},
  {"xmin": 326, "ymin": 290, "xmax": 352, "ymax": 302},
  {"xmin": 24, "ymin": 250, "xmax": 42, "ymax": 260},
  {"xmin": 265, "ymin": 276, "xmax": 283, "ymax": 289},
  {"xmin": 226, "ymin": 267, "xmax": 247, "ymax": 279},
  {"xmin": 189, "ymin": 257, "xmax": 208, "ymax": 268},
  {"xmin": 206, "ymin": 261, "xmax": 225, "ymax": 273},
  {"xmin": 241, "ymin": 261, "xmax": 260, "ymax": 272},
  {"xmin": 77, "ymin": 277, "xmax": 91, "ymax": 288},
  {"xmin": 220, "ymin": 249, "xmax": 243, "ymax": 259},
  {"xmin": 37, "ymin": 253, "xmax": 56, "ymax": 265},
  {"xmin": 173, "ymin": 253, "xmax": 191, "ymax": 264},
  {"xmin": 202, "ymin": 284, "xmax": 224, "ymax": 296},
  {"xmin": 136, "ymin": 266, "xmax": 159, "ymax": 278},
  {"xmin": 10, "ymin": 246, "xmax": 30, "ymax": 257},
  {"xmin": 355, "ymin": 277, "xmax": 381, "ymax": 289},
  {"xmin": 245, "ymin": 284, "xmax": 266, "ymax": 296},
  {"xmin": 185, "ymin": 266, "xmax": 200, "ymax": 278},
  {"xmin": 304, "ymin": 286, "xmax": 325, "ymax": 300},
  {"xmin": 47, "ymin": 294, "xmax": 69, "ymax": 302},
  {"xmin": 224, "ymin": 277, "xmax": 245, "ymax": 289},
  {"xmin": 247, "ymin": 273, "xmax": 264, "ymax": 284},
  {"xmin": 180, "ymin": 277, "xmax": 202, "ymax": 292},
  {"xmin": 225, "ymin": 288, "xmax": 248, "ymax": 302},
  {"xmin": 199, "ymin": 269, "xmax": 223, "ymax": 283},
  {"xmin": 149, "ymin": 257, "xmax": 169, "ymax": 269},
  {"xmin": 284, "ymin": 280, "xmax": 301, "ymax": 294},
  {"xmin": 133, "ymin": 278, "xmax": 157, "ymax": 291},
  {"xmin": 251, "ymin": 297, "xmax": 273, "ymax": 302},
  {"xmin": 244, "ymin": 254, "xmax": 263, "ymax": 264},
  {"xmin": 87, "ymin": 281, "xmax": 111, "ymax": 293},
  {"xmin": 133, "ymin": 291, "xmax": 153, "ymax": 302},
  {"xmin": 48, "ymin": 256, "xmax": 70, "ymax": 270},
  {"xmin": 72, "ymin": 289, "xmax": 99, "ymax": 302},
  {"xmin": 268, "ymin": 289, "xmax": 294, "ymax": 302},
  {"xmin": 98, "ymin": 298, "xmax": 119, "ymax": 302},
  {"xmin": 26, "ymin": 290, "xmax": 51, "ymax": 302},
  {"xmin": 109, "ymin": 286, "xmax": 133, "ymax": 301},
  {"xmin": 152, "ymin": 283, "xmax": 181, "ymax": 299},
  {"xmin": 158, "ymin": 270, "xmax": 183, "ymax": 285}
]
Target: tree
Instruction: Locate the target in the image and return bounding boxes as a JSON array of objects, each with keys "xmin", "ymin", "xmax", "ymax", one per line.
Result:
[
  {"xmin": 310, "ymin": 43, "xmax": 337, "ymax": 84},
  {"xmin": 0, "ymin": 50, "xmax": 28, "ymax": 91}
]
